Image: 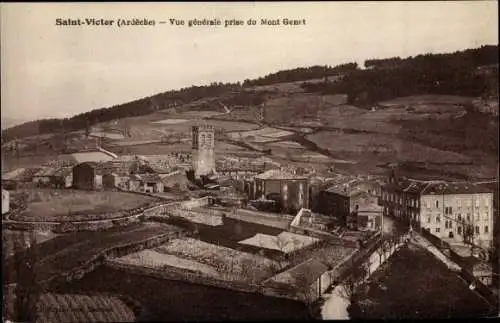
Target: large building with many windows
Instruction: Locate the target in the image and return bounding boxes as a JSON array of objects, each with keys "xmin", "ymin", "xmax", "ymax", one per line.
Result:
[
  {"xmin": 419, "ymin": 184, "xmax": 493, "ymax": 249},
  {"xmin": 379, "ymin": 170, "xmax": 495, "ymax": 249}
]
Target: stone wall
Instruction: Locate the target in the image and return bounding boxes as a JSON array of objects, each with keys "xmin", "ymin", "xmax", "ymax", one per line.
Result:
[{"xmin": 47, "ymin": 230, "xmax": 185, "ymax": 287}]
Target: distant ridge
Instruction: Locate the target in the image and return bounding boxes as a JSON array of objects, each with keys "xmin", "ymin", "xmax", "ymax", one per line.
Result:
[{"xmin": 2, "ymin": 45, "xmax": 497, "ymax": 143}]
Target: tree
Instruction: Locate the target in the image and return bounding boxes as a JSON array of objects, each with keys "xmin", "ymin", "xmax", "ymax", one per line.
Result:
[
  {"xmin": 338, "ymin": 262, "xmax": 370, "ymax": 302},
  {"xmin": 292, "ymin": 265, "xmax": 318, "ymax": 316},
  {"xmin": 6, "ymin": 230, "xmax": 42, "ymax": 322}
]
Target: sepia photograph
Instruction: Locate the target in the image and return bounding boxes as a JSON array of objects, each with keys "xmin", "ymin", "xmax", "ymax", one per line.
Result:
[{"xmin": 1, "ymin": 1, "xmax": 499, "ymax": 321}]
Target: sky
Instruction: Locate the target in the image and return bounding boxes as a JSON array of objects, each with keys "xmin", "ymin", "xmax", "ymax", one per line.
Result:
[{"xmin": 1, "ymin": 1, "xmax": 498, "ymax": 125}]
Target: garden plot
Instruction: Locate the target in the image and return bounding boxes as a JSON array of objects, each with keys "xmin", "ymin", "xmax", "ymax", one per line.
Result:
[
  {"xmin": 155, "ymin": 238, "xmax": 280, "ymax": 282},
  {"xmin": 113, "ymin": 249, "xmax": 220, "ymax": 276},
  {"xmin": 239, "ymin": 232, "xmax": 320, "ymax": 254}
]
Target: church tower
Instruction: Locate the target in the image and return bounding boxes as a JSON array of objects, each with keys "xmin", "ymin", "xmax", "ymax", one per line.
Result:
[{"xmin": 192, "ymin": 124, "xmax": 216, "ymax": 178}]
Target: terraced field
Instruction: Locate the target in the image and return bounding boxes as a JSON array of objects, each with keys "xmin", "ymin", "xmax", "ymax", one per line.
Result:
[{"xmin": 3, "ymin": 222, "xmax": 182, "ymax": 284}]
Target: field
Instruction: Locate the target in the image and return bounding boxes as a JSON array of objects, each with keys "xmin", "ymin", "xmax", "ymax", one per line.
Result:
[
  {"xmin": 48, "ymin": 266, "xmax": 313, "ymax": 321},
  {"xmin": 12, "ymin": 189, "xmax": 162, "ymax": 222},
  {"xmin": 266, "ymin": 141, "xmax": 305, "ymax": 149},
  {"xmin": 2, "ymin": 229, "xmax": 59, "ymax": 257},
  {"xmin": 349, "ymin": 243, "xmax": 493, "ymax": 319},
  {"xmin": 228, "ymin": 126, "xmax": 294, "ymax": 142},
  {"xmin": 177, "ymin": 111, "xmax": 225, "ymax": 118},
  {"xmin": 4, "ymin": 81, "xmax": 497, "ymax": 182},
  {"xmin": 89, "ymin": 131, "xmax": 125, "ymax": 139},
  {"xmin": 3, "ymin": 222, "xmax": 183, "ymax": 284},
  {"xmin": 378, "ymin": 95, "xmax": 475, "ymax": 107},
  {"xmin": 167, "ymin": 207, "xmax": 224, "ymax": 226},
  {"xmin": 155, "ymin": 237, "xmax": 280, "ymax": 281},
  {"xmin": 306, "ymin": 131, "xmax": 472, "ymax": 163},
  {"xmin": 114, "ymin": 249, "xmax": 220, "ymax": 276},
  {"xmin": 152, "ymin": 119, "xmax": 190, "ymax": 125}
]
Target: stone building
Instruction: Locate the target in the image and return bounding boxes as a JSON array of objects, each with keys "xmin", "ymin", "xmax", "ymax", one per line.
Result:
[
  {"xmin": 192, "ymin": 124, "xmax": 216, "ymax": 179},
  {"xmin": 72, "ymin": 162, "xmax": 104, "ymax": 190},
  {"xmin": 314, "ymin": 179, "xmax": 381, "ymax": 230},
  {"xmin": 246, "ymin": 169, "xmax": 309, "ymax": 215}
]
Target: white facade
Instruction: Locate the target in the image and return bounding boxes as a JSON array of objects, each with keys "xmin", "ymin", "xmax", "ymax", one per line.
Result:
[{"xmin": 420, "ymin": 192, "xmax": 494, "ymax": 248}]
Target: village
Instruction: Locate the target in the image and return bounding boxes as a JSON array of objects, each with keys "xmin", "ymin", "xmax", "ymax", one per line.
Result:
[
  {"xmin": 2, "ymin": 120, "xmax": 498, "ymax": 320},
  {"xmin": 2, "ymin": 2, "xmax": 499, "ymax": 320}
]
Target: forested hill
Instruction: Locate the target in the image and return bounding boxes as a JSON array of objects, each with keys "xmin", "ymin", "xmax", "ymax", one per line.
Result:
[
  {"xmin": 2, "ymin": 45, "xmax": 498, "ymax": 143},
  {"xmin": 302, "ymin": 45, "xmax": 498, "ymax": 106}
]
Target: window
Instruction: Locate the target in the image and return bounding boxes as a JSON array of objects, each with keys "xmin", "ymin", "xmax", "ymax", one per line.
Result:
[
  {"xmin": 484, "ymin": 211, "xmax": 489, "ymax": 220},
  {"xmin": 445, "ymin": 221, "xmax": 448, "ymax": 229},
  {"xmin": 475, "ymin": 226, "xmax": 480, "ymax": 235},
  {"xmin": 427, "ymin": 217, "xmax": 431, "ymax": 223},
  {"xmin": 436, "ymin": 228, "xmax": 440, "ymax": 233},
  {"xmin": 457, "ymin": 214, "xmax": 462, "ymax": 221},
  {"xmin": 457, "ymin": 226, "xmax": 462, "ymax": 235},
  {"xmin": 449, "ymin": 221, "xmax": 452, "ymax": 229},
  {"xmin": 466, "ymin": 213, "xmax": 471, "ymax": 221},
  {"xmin": 485, "ymin": 226, "xmax": 489, "ymax": 234},
  {"xmin": 436, "ymin": 215, "xmax": 440, "ymax": 223},
  {"xmin": 436, "ymin": 200, "xmax": 439, "ymax": 208}
]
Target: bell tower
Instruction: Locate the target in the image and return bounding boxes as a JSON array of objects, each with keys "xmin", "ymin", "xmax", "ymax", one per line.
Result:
[{"xmin": 192, "ymin": 124, "xmax": 216, "ymax": 178}]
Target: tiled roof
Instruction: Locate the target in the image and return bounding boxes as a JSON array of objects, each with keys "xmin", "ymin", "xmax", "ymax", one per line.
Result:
[
  {"xmin": 402, "ymin": 180, "xmax": 431, "ymax": 194},
  {"xmin": 71, "ymin": 151, "xmax": 115, "ymax": 163},
  {"xmin": 138, "ymin": 173, "xmax": 162, "ymax": 183},
  {"xmin": 53, "ymin": 167, "xmax": 73, "ymax": 177},
  {"xmin": 269, "ymin": 257, "xmax": 329, "ymax": 287},
  {"xmin": 33, "ymin": 167, "xmax": 58, "ymax": 177},
  {"xmin": 388, "ymin": 176, "xmax": 497, "ymax": 196},
  {"xmin": 17, "ymin": 167, "xmax": 43, "ymax": 181},
  {"xmin": 420, "ymin": 181, "xmax": 494, "ymax": 195},
  {"xmin": 35, "ymin": 293, "xmax": 136, "ymax": 322},
  {"xmin": 101, "ymin": 160, "xmax": 137, "ymax": 175},
  {"xmin": 255, "ymin": 169, "xmax": 307, "ymax": 180},
  {"xmin": 2, "ymin": 168, "xmax": 27, "ymax": 180}
]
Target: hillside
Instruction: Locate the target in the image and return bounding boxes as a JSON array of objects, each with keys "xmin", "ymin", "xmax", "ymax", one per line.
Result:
[{"xmin": 1, "ymin": 45, "xmax": 498, "ymax": 180}]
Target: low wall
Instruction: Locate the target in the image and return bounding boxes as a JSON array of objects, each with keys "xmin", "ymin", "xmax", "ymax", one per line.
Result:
[
  {"xmin": 105, "ymin": 260, "xmax": 260, "ymax": 294},
  {"xmin": 46, "ymin": 230, "xmax": 185, "ymax": 287},
  {"xmin": 163, "ymin": 197, "xmax": 211, "ymax": 211},
  {"xmin": 2, "ymin": 198, "xmax": 210, "ymax": 233}
]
